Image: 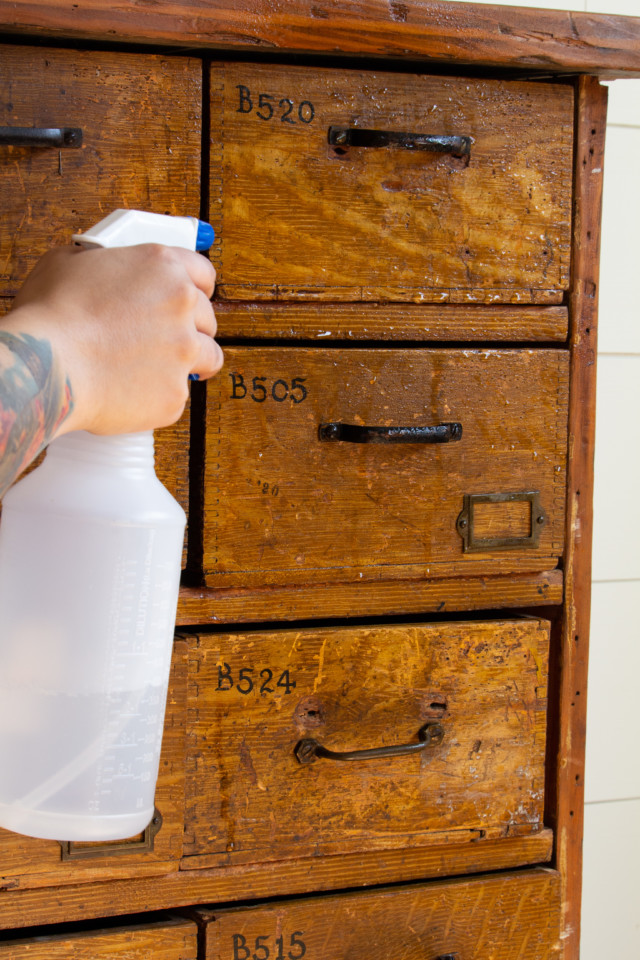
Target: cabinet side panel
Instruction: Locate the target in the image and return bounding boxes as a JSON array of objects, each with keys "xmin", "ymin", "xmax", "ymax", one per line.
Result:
[{"xmin": 554, "ymin": 75, "xmax": 607, "ymax": 960}]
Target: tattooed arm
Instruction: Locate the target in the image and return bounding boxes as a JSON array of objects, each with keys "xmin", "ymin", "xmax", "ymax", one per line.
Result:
[
  {"xmin": 0, "ymin": 330, "xmax": 72, "ymax": 497},
  {"xmin": 0, "ymin": 244, "xmax": 222, "ymax": 497}
]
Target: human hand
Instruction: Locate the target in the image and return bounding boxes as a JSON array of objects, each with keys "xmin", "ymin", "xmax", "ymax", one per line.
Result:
[{"xmin": 6, "ymin": 242, "xmax": 223, "ymax": 436}]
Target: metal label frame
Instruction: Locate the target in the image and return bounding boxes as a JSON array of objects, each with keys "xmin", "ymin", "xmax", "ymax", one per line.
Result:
[
  {"xmin": 59, "ymin": 807, "xmax": 162, "ymax": 861},
  {"xmin": 456, "ymin": 491, "xmax": 546, "ymax": 552}
]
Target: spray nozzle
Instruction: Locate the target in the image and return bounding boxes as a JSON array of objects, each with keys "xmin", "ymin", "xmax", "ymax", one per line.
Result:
[{"xmin": 72, "ymin": 209, "xmax": 215, "ymax": 252}]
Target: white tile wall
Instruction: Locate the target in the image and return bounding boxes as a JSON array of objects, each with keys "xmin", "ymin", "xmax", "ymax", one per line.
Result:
[
  {"xmin": 591, "ymin": 356, "xmax": 640, "ymax": 581},
  {"xmin": 587, "ymin": 0, "xmax": 640, "ymax": 13},
  {"xmin": 594, "ymin": 126, "xmax": 640, "ymax": 354},
  {"xmin": 585, "ymin": 582, "xmax": 640, "ymax": 803},
  {"xmin": 581, "ymin": 800, "xmax": 640, "ymax": 956},
  {"xmin": 604, "ymin": 79, "xmax": 640, "ymax": 128}
]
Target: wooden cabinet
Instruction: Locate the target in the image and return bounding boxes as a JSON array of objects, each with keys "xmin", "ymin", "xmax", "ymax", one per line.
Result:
[{"xmin": 1, "ymin": 3, "xmax": 638, "ymax": 958}]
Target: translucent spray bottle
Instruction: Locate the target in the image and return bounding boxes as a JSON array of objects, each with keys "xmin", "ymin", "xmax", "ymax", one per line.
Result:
[{"xmin": 0, "ymin": 210, "xmax": 214, "ymax": 841}]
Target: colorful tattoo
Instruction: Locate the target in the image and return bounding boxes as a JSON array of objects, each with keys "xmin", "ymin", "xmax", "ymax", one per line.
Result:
[{"xmin": 0, "ymin": 331, "xmax": 73, "ymax": 497}]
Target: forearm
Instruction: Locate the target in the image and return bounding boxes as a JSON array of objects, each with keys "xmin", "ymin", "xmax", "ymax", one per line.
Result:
[{"xmin": 0, "ymin": 325, "xmax": 73, "ymax": 497}]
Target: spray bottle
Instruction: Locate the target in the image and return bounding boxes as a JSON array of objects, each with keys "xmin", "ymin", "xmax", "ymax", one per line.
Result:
[{"xmin": 0, "ymin": 210, "xmax": 214, "ymax": 841}]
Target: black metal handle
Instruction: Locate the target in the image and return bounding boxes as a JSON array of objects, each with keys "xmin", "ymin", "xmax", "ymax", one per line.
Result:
[
  {"xmin": 329, "ymin": 126, "xmax": 471, "ymax": 161},
  {"xmin": 319, "ymin": 422, "xmax": 462, "ymax": 444},
  {"xmin": 295, "ymin": 722, "xmax": 444, "ymax": 764},
  {"xmin": 0, "ymin": 126, "xmax": 82, "ymax": 147}
]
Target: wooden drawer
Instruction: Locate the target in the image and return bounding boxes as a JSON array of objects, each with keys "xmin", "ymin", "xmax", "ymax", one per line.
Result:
[
  {"xmin": 203, "ymin": 346, "xmax": 568, "ymax": 590},
  {"xmin": 0, "ymin": 916, "xmax": 197, "ymax": 957},
  {"xmin": 183, "ymin": 619, "xmax": 549, "ymax": 868},
  {"xmin": 0, "ymin": 45, "xmax": 201, "ymax": 297},
  {"xmin": 196, "ymin": 869, "xmax": 561, "ymax": 959},
  {"xmin": 209, "ymin": 63, "xmax": 573, "ymax": 304}
]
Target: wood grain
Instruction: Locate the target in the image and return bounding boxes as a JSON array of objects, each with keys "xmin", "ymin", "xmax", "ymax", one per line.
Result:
[
  {"xmin": 199, "ymin": 869, "xmax": 561, "ymax": 960},
  {"xmin": 203, "ymin": 347, "xmax": 569, "ymax": 590},
  {"xmin": 214, "ymin": 302, "xmax": 569, "ymax": 341},
  {"xmin": 183, "ymin": 619, "xmax": 549, "ymax": 866},
  {"xmin": 553, "ymin": 77, "xmax": 607, "ymax": 960},
  {"xmin": 0, "ymin": 917, "xmax": 197, "ymax": 958},
  {"xmin": 210, "ymin": 64, "xmax": 573, "ymax": 303},
  {"xmin": 0, "ymin": 832, "xmax": 553, "ymax": 930},
  {"xmin": 0, "ymin": 2, "xmax": 638, "ymax": 78},
  {"xmin": 0, "ymin": 45, "xmax": 201, "ymax": 297},
  {"xmin": 176, "ymin": 569, "xmax": 563, "ymax": 624}
]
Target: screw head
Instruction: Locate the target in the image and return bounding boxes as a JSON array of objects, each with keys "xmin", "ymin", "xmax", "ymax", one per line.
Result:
[
  {"xmin": 334, "ymin": 130, "xmax": 348, "ymax": 145},
  {"xmin": 295, "ymin": 739, "xmax": 318, "ymax": 764},
  {"xmin": 320, "ymin": 423, "xmax": 340, "ymax": 440}
]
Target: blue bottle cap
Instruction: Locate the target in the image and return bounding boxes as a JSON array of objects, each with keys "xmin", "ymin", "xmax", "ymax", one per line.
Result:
[{"xmin": 196, "ymin": 220, "xmax": 215, "ymax": 251}]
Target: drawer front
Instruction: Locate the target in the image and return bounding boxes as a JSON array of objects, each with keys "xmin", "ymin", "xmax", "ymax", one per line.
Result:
[
  {"xmin": 210, "ymin": 63, "xmax": 573, "ymax": 304},
  {"xmin": 0, "ymin": 917, "xmax": 197, "ymax": 958},
  {"xmin": 200, "ymin": 869, "xmax": 560, "ymax": 960},
  {"xmin": 203, "ymin": 347, "xmax": 568, "ymax": 588},
  {"xmin": 0, "ymin": 45, "xmax": 201, "ymax": 296},
  {"xmin": 184, "ymin": 619, "xmax": 548, "ymax": 865}
]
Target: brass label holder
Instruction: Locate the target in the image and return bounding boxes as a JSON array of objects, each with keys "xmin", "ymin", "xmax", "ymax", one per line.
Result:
[
  {"xmin": 59, "ymin": 807, "xmax": 162, "ymax": 861},
  {"xmin": 456, "ymin": 491, "xmax": 546, "ymax": 552}
]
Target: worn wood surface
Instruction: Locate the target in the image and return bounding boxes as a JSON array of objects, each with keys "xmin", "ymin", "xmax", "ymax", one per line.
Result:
[
  {"xmin": 214, "ymin": 302, "xmax": 569, "ymax": 341},
  {"xmin": 183, "ymin": 619, "xmax": 548, "ymax": 866},
  {"xmin": 0, "ymin": 831, "xmax": 553, "ymax": 930},
  {"xmin": 177, "ymin": 569, "xmax": 563, "ymax": 624},
  {"xmin": 0, "ymin": 45, "xmax": 201, "ymax": 297},
  {"xmin": 0, "ymin": 2, "xmax": 638, "ymax": 78},
  {"xmin": 210, "ymin": 64, "xmax": 572, "ymax": 303},
  {"xmin": 553, "ymin": 77, "xmax": 607, "ymax": 960},
  {"xmin": 0, "ymin": 639, "xmax": 187, "ymax": 891},
  {"xmin": 200, "ymin": 870, "xmax": 561, "ymax": 960},
  {"xmin": 203, "ymin": 347, "xmax": 568, "ymax": 589},
  {"xmin": 0, "ymin": 917, "xmax": 197, "ymax": 958}
]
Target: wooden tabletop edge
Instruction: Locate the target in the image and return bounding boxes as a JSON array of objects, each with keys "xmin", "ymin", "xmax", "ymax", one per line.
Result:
[{"xmin": 0, "ymin": 1, "xmax": 639, "ymax": 78}]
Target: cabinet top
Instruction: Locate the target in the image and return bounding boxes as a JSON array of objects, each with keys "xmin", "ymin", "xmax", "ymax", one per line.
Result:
[{"xmin": 0, "ymin": 0, "xmax": 638, "ymax": 78}]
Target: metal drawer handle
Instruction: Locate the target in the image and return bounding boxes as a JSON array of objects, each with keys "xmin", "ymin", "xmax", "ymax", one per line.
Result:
[
  {"xmin": 295, "ymin": 721, "xmax": 444, "ymax": 764},
  {"xmin": 0, "ymin": 126, "xmax": 82, "ymax": 147},
  {"xmin": 318, "ymin": 422, "xmax": 462, "ymax": 444},
  {"xmin": 329, "ymin": 126, "xmax": 471, "ymax": 161}
]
